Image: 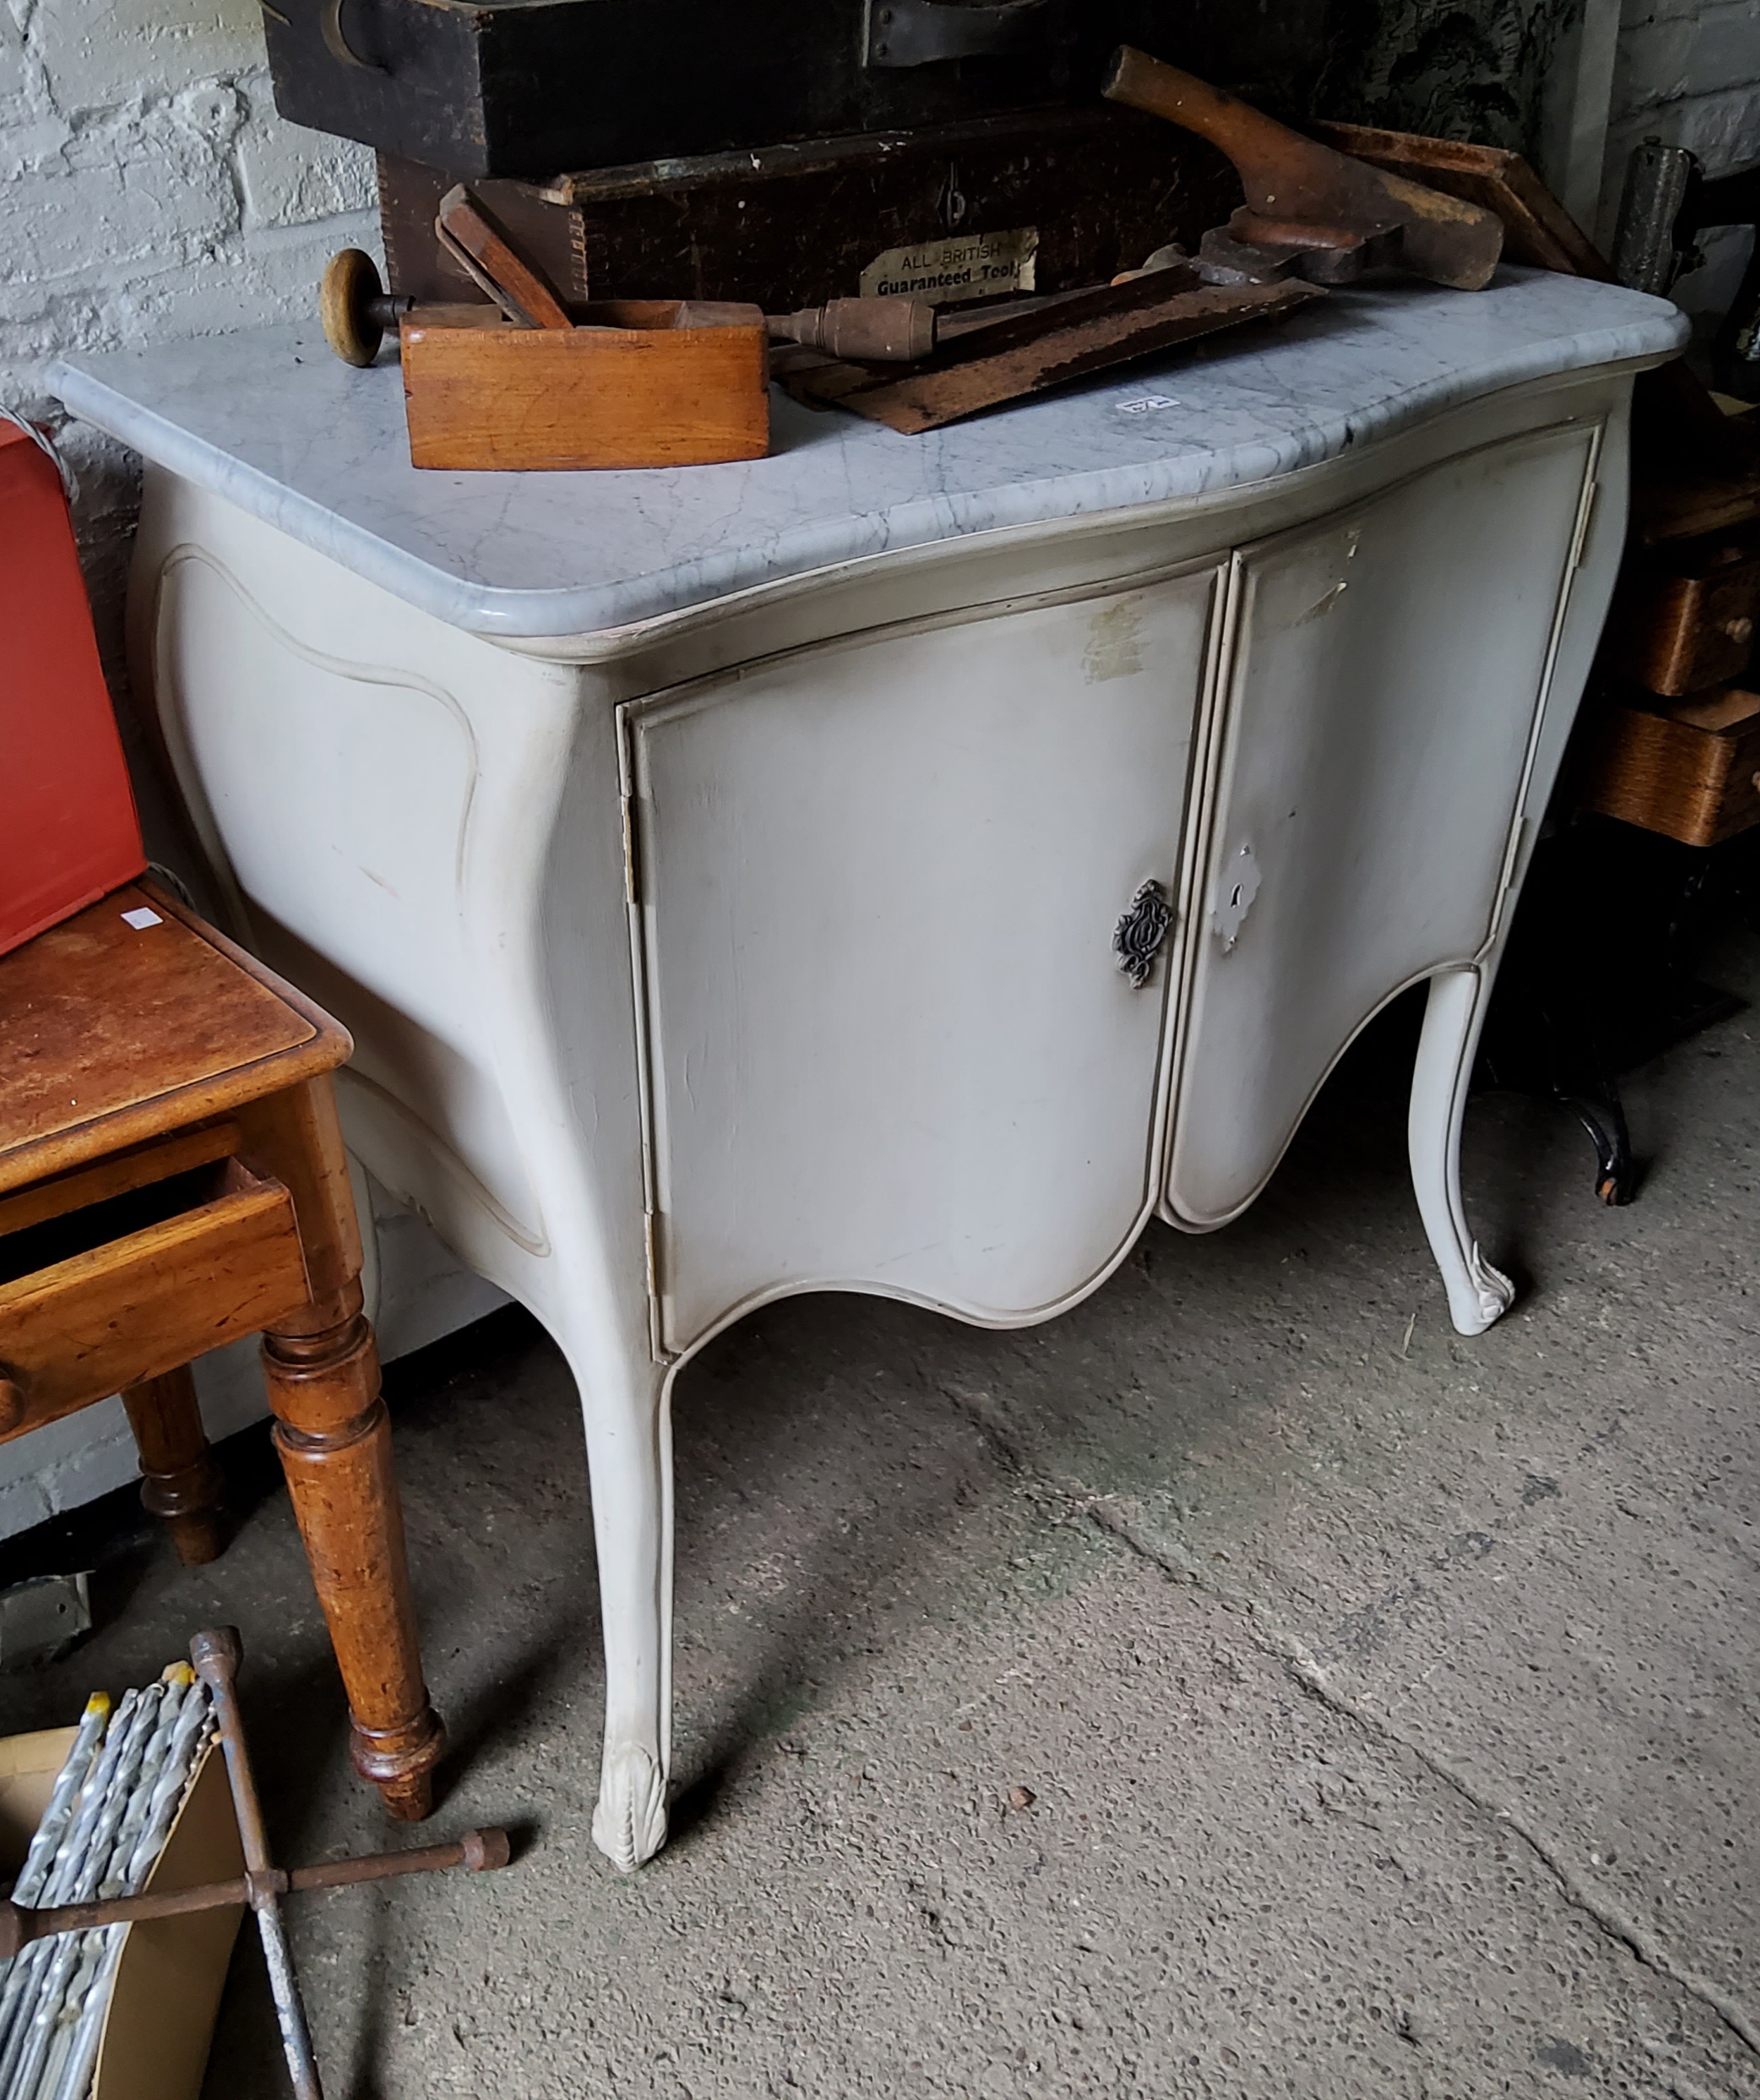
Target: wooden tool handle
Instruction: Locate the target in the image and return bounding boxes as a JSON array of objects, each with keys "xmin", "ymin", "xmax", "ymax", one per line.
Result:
[
  {"xmin": 320, "ymin": 249, "xmax": 413, "ymax": 366},
  {"xmin": 673, "ymin": 301, "xmax": 770, "ymax": 332},
  {"xmin": 1102, "ymin": 47, "xmax": 1352, "ymax": 212},
  {"xmin": 1102, "ymin": 44, "xmax": 1502, "ymax": 291},
  {"xmin": 769, "ymin": 297, "xmax": 938, "ymax": 363},
  {"xmin": 436, "ymin": 186, "xmax": 572, "ymax": 330}
]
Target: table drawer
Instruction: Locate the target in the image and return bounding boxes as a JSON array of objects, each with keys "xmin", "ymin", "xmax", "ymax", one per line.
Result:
[
  {"xmin": 0, "ymin": 1160, "xmax": 310, "ymax": 1440},
  {"xmin": 1621, "ymin": 541, "xmax": 1760, "ymax": 698}
]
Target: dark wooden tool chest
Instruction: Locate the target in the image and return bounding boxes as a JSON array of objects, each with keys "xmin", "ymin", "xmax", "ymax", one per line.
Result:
[
  {"xmin": 261, "ymin": 0, "xmax": 1328, "ymax": 180},
  {"xmin": 378, "ymin": 106, "xmax": 1243, "ymax": 313}
]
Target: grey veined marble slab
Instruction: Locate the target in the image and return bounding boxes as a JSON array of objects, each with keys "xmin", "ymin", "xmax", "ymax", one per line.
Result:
[{"xmin": 52, "ymin": 268, "xmax": 1685, "ymax": 640}]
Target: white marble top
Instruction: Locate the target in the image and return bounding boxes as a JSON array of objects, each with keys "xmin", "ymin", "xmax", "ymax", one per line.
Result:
[{"xmin": 51, "ymin": 268, "xmax": 1684, "ymax": 640}]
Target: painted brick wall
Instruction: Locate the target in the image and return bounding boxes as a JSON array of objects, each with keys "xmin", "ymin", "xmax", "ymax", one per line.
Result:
[
  {"xmin": 1599, "ymin": 0, "xmax": 1760, "ymax": 324},
  {"xmin": 0, "ymin": 1, "xmax": 508, "ymax": 1537},
  {"xmin": 1, "ymin": 0, "xmax": 379, "ymax": 635}
]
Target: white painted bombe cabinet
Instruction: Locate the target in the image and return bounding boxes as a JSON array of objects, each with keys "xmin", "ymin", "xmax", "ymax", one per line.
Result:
[{"xmin": 57, "ymin": 275, "xmax": 1685, "ymax": 1868}]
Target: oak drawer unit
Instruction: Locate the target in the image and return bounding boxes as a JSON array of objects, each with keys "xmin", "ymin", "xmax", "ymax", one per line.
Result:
[
  {"xmin": 1583, "ymin": 684, "xmax": 1760, "ymax": 846},
  {"xmin": 1615, "ymin": 534, "xmax": 1760, "ymax": 698}
]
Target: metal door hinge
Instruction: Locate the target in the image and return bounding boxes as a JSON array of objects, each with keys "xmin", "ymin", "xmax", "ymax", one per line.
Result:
[
  {"xmin": 643, "ymin": 1212, "xmax": 668, "ymax": 1359},
  {"xmin": 1497, "ymin": 816, "xmax": 1530, "ymax": 899},
  {"xmin": 865, "ymin": 0, "xmax": 1066, "ymax": 67},
  {"xmin": 1114, "ymin": 879, "xmax": 1174, "ymax": 987},
  {"xmin": 620, "ymin": 791, "xmax": 640, "ymax": 906},
  {"xmin": 1568, "ymin": 479, "xmax": 1600, "ymax": 574}
]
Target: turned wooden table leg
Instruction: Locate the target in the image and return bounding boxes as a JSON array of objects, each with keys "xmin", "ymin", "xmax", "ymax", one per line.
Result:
[
  {"xmin": 261, "ymin": 1281, "xmax": 445, "ymax": 1821},
  {"xmin": 120, "ymin": 1366, "xmax": 226, "ymax": 1567}
]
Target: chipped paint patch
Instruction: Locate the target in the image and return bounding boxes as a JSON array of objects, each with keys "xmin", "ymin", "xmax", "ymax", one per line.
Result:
[
  {"xmin": 1083, "ymin": 596, "xmax": 1144, "ymax": 684},
  {"xmin": 1298, "ymin": 579, "xmax": 1350, "ymax": 624},
  {"xmin": 1211, "ymin": 842, "xmax": 1262, "ymax": 951}
]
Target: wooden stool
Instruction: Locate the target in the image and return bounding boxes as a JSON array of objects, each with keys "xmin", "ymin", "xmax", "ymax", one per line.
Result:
[{"xmin": 0, "ymin": 879, "xmax": 444, "ymax": 1820}]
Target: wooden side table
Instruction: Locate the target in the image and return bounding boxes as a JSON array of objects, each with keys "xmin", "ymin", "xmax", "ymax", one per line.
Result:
[{"xmin": 0, "ymin": 880, "xmax": 444, "ymax": 1820}]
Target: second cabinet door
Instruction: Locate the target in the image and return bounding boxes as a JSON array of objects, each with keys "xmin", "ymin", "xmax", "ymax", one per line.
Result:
[
  {"xmin": 1166, "ymin": 421, "xmax": 1599, "ymax": 1227},
  {"xmin": 630, "ymin": 564, "xmax": 1221, "ymax": 1351}
]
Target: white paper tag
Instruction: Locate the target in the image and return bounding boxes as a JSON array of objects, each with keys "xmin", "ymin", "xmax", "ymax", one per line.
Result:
[
  {"xmin": 859, "ymin": 227, "xmax": 1038, "ymax": 306},
  {"xmin": 1116, "ymin": 394, "xmax": 1181, "ymax": 415},
  {"xmin": 121, "ymin": 906, "xmax": 163, "ymax": 929}
]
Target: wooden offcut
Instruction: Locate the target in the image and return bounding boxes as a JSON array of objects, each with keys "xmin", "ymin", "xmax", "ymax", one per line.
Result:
[
  {"xmin": 399, "ymin": 303, "xmax": 771, "ymax": 470},
  {"xmin": 1308, "ymin": 121, "xmax": 1608, "ymax": 277}
]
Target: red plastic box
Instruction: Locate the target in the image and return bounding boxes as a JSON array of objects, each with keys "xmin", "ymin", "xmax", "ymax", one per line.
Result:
[{"xmin": 0, "ymin": 421, "xmax": 146, "ymax": 955}]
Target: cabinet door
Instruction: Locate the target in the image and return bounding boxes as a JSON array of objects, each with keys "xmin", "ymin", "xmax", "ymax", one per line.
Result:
[
  {"xmin": 631, "ymin": 565, "xmax": 1221, "ymax": 1350},
  {"xmin": 1166, "ymin": 422, "xmax": 1598, "ymax": 1228}
]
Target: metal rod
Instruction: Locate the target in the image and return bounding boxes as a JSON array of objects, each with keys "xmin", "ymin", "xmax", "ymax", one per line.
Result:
[
  {"xmin": 0, "ymin": 1827, "xmax": 510, "ymax": 1957},
  {"xmin": 291, "ymin": 1827, "xmax": 510, "ymax": 1892},
  {"xmin": 191, "ymin": 1628, "xmax": 324, "ymax": 2100}
]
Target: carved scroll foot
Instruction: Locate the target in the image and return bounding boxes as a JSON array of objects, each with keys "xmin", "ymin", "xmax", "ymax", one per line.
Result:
[
  {"xmin": 593, "ymin": 1743, "xmax": 668, "ymax": 1873},
  {"xmin": 1410, "ymin": 967, "xmax": 1520, "ymax": 1338},
  {"xmin": 1457, "ymin": 1242, "xmax": 1516, "ymax": 1336},
  {"xmin": 562, "ymin": 1334, "xmax": 674, "ymax": 1871}
]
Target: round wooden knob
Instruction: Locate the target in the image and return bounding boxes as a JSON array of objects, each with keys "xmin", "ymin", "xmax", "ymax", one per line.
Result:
[
  {"xmin": 1721, "ymin": 615, "xmax": 1753, "ymax": 647},
  {"xmin": 321, "ymin": 248, "xmax": 389, "ymax": 367},
  {"xmin": 0, "ymin": 1375, "xmax": 25, "ymax": 1435}
]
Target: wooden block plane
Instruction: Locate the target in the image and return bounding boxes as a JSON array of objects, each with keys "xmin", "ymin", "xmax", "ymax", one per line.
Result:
[
  {"xmin": 398, "ymin": 301, "xmax": 772, "ymax": 471},
  {"xmin": 321, "ymin": 222, "xmax": 772, "ymax": 471}
]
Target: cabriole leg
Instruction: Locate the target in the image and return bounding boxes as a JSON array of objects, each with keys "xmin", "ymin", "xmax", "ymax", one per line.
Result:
[
  {"xmin": 120, "ymin": 1366, "xmax": 225, "ymax": 1567},
  {"xmin": 567, "ymin": 1345, "xmax": 673, "ymax": 1873},
  {"xmin": 261, "ymin": 1281, "xmax": 446, "ymax": 1820},
  {"xmin": 1409, "ymin": 965, "xmax": 1516, "ymax": 1337}
]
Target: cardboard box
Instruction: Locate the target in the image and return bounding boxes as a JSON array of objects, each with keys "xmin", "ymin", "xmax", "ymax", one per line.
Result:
[{"xmin": 0, "ymin": 1723, "xmax": 244, "ymax": 2100}]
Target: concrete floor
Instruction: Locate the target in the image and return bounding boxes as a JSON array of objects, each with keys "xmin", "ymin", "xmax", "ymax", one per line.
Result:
[{"xmin": 6, "ymin": 945, "xmax": 1759, "ymax": 2100}]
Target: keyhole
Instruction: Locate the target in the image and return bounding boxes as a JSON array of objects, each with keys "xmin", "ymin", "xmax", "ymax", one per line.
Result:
[{"xmin": 1229, "ymin": 884, "xmax": 1245, "ymax": 908}]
